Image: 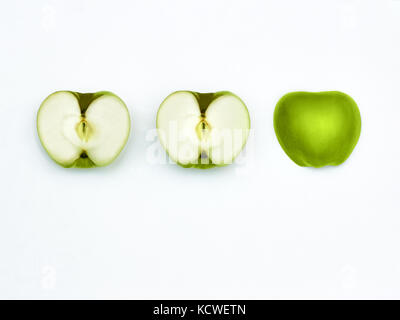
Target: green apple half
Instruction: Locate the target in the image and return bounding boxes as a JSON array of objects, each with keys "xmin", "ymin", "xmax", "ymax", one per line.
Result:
[
  {"xmin": 37, "ymin": 91, "xmax": 130, "ymax": 168},
  {"xmin": 157, "ymin": 91, "xmax": 250, "ymax": 168},
  {"xmin": 274, "ymin": 91, "xmax": 361, "ymax": 168}
]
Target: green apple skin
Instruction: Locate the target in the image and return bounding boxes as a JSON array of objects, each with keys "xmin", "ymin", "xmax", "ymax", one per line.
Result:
[
  {"xmin": 157, "ymin": 91, "xmax": 250, "ymax": 169},
  {"xmin": 274, "ymin": 91, "xmax": 361, "ymax": 168},
  {"xmin": 37, "ymin": 91, "xmax": 130, "ymax": 168}
]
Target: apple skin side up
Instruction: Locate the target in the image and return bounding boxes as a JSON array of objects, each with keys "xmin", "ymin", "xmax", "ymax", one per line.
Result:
[
  {"xmin": 157, "ymin": 91, "xmax": 251, "ymax": 169},
  {"xmin": 37, "ymin": 91, "xmax": 131, "ymax": 168},
  {"xmin": 274, "ymin": 91, "xmax": 361, "ymax": 168}
]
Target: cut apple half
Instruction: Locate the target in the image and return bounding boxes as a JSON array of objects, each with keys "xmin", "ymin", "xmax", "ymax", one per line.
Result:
[
  {"xmin": 37, "ymin": 91, "xmax": 131, "ymax": 168},
  {"xmin": 157, "ymin": 91, "xmax": 250, "ymax": 168}
]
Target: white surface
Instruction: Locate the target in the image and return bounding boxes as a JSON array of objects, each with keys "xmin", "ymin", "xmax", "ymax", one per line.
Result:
[{"xmin": 0, "ymin": 0, "xmax": 400, "ymax": 299}]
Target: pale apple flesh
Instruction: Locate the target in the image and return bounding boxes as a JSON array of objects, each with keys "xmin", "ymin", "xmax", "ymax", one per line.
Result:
[
  {"xmin": 157, "ymin": 91, "xmax": 250, "ymax": 168},
  {"xmin": 37, "ymin": 91, "xmax": 130, "ymax": 168},
  {"xmin": 274, "ymin": 91, "xmax": 361, "ymax": 167}
]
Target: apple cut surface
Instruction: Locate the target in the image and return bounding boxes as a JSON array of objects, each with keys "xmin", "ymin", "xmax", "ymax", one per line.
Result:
[
  {"xmin": 157, "ymin": 91, "xmax": 250, "ymax": 168},
  {"xmin": 37, "ymin": 91, "xmax": 130, "ymax": 168},
  {"xmin": 84, "ymin": 95, "xmax": 131, "ymax": 166},
  {"xmin": 205, "ymin": 95, "xmax": 251, "ymax": 165},
  {"xmin": 37, "ymin": 92, "xmax": 83, "ymax": 166},
  {"xmin": 157, "ymin": 91, "xmax": 201, "ymax": 165}
]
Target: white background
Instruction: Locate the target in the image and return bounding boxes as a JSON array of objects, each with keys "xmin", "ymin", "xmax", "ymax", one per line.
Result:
[{"xmin": 0, "ymin": 0, "xmax": 399, "ymax": 299}]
